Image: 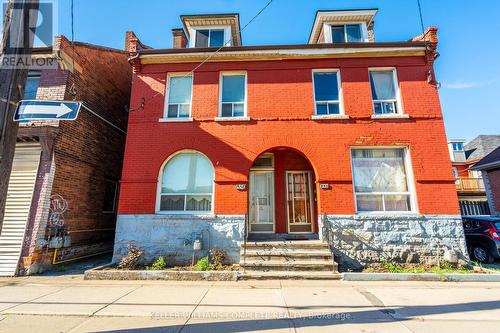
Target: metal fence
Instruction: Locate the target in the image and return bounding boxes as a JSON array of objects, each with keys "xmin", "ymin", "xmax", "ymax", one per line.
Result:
[{"xmin": 459, "ymin": 200, "xmax": 491, "ymax": 216}]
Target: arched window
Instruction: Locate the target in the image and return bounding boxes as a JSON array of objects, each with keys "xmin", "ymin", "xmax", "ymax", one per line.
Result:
[{"xmin": 159, "ymin": 152, "xmax": 214, "ymax": 212}]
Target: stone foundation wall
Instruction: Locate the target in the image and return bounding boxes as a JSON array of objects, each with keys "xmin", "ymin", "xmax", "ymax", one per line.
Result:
[
  {"xmin": 320, "ymin": 214, "xmax": 469, "ymax": 271},
  {"xmin": 112, "ymin": 214, "xmax": 245, "ymax": 265}
]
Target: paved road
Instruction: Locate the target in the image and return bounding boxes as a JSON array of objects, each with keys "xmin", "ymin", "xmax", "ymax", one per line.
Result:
[{"xmin": 0, "ymin": 275, "xmax": 499, "ymax": 332}]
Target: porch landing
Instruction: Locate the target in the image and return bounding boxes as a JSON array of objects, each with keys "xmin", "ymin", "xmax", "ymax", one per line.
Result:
[{"xmin": 239, "ymin": 239, "xmax": 340, "ymax": 280}]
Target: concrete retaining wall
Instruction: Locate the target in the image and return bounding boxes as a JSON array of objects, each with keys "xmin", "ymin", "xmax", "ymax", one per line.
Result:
[
  {"xmin": 320, "ymin": 214, "xmax": 469, "ymax": 271},
  {"xmin": 112, "ymin": 214, "xmax": 245, "ymax": 265}
]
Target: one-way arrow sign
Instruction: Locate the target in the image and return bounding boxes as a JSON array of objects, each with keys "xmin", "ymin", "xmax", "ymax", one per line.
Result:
[{"xmin": 14, "ymin": 100, "xmax": 81, "ymax": 121}]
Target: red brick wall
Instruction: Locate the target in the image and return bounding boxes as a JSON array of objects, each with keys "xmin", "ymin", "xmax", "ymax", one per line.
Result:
[
  {"xmin": 119, "ymin": 56, "xmax": 459, "ymax": 217},
  {"xmin": 487, "ymin": 169, "xmax": 500, "ymax": 213},
  {"xmin": 49, "ymin": 40, "xmax": 131, "ymax": 245}
]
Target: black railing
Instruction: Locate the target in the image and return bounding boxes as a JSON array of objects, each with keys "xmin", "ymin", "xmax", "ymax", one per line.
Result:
[{"xmin": 460, "ymin": 200, "xmax": 491, "ymax": 216}]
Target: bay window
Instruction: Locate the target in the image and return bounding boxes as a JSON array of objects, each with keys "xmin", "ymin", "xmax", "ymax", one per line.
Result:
[
  {"xmin": 165, "ymin": 74, "xmax": 192, "ymax": 119},
  {"xmin": 313, "ymin": 70, "xmax": 342, "ymax": 115},
  {"xmin": 220, "ymin": 73, "xmax": 246, "ymax": 117},
  {"xmin": 351, "ymin": 148, "xmax": 413, "ymax": 212},
  {"xmin": 369, "ymin": 69, "xmax": 400, "ymax": 115},
  {"xmin": 159, "ymin": 152, "xmax": 214, "ymax": 212}
]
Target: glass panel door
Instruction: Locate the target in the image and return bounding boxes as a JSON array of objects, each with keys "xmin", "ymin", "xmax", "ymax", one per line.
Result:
[
  {"xmin": 249, "ymin": 171, "xmax": 274, "ymax": 233},
  {"xmin": 286, "ymin": 171, "xmax": 313, "ymax": 233}
]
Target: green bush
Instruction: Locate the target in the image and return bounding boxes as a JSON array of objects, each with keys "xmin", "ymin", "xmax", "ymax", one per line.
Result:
[
  {"xmin": 148, "ymin": 256, "xmax": 167, "ymax": 270},
  {"xmin": 194, "ymin": 257, "xmax": 210, "ymax": 271}
]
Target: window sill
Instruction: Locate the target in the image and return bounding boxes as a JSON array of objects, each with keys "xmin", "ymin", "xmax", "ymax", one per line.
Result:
[
  {"xmin": 214, "ymin": 116, "xmax": 251, "ymax": 122},
  {"xmin": 158, "ymin": 117, "xmax": 194, "ymax": 123},
  {"xmin": 311, "ymin": 114, "xmax": 350, "ymax": 120},
  {"xmin": 371, "ymin": 114, "xmax": 410, "ymax": 119},
  {"xmin": 355, "ymin": 211, "xmax": 419, "ymax": 216}
]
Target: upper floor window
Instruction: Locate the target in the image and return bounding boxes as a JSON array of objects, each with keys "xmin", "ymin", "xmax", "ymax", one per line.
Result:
[
  {"xmin": 195, "ymin": 29, "xmax": 225, "ymax": 48},
  {"xmin": 452, "ymin": 142, "xmax": 464, "ymax": 151},
  {"xmin": 220, "ymin": 72, "xmax": 246, "ymax": 118},
  {"xmin": 351, "ymin": 148, "xmax": 414, "ymax": 213},
  {"xmin": 331, "ymin": 24, "xmax": 362, "ymax": 43},
  {"xmin": 165, "ymin": 74, "xmax": 192, "ymax": 119},
  {"xmin": 313, "ymin": 70, "xmax": 342, "ymax": 115},
  {"xmin": 23, "ymin": 71, "xmax": 41, "ymax": 99},
  {"xmin": 369, "ymin": 69, "xmax": 401, "ymax": 115},
  {"xmin": 158, "ymin": 152, "xmax": 214, "ymax": 213}
]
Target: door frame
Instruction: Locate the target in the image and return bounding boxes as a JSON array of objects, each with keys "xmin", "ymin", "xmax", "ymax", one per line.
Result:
[
  {"xmin": 248, "ymin": 170, "xmax": 275, "ymax": 233},
  {"xmin": 285, "ymin": 170, "xmax": 315, "ymax": 234}
]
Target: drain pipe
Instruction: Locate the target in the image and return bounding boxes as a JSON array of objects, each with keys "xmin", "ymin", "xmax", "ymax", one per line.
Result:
[{"xmin": 243, "ymin": 214, "xmax": 248, "ymax": 273}]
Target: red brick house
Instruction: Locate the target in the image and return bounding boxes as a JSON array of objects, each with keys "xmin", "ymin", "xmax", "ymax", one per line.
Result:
[
  {"xmin": 471, "ymin": 147, "xmax": 500, "ymax": 216},
  {"xmin": 448, "ymin": 135, "xmax": 500, "ymax": 215},
  {"xmin": 114, "ymin": 9, "xmax": 468, "ymax": 271},
  {"xmin": 0, "ymin": 36, "xmax": 131, "ymax": 275}
]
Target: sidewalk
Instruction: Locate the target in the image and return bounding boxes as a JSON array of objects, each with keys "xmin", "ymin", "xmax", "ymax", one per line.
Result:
[{"xmin": 1, "ymin": 275, "xmax": 499, "ymax": 332}]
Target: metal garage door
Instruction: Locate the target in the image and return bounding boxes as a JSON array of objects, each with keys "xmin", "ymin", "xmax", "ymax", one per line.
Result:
[{"xmin": 0, "ymin": 143, "xmax": 41, "ymax": 276}]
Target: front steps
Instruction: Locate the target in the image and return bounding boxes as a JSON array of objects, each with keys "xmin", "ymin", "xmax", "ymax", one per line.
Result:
[{"xmin": 239, "ymin": 240, "xmax": 340, "ymax": 280}]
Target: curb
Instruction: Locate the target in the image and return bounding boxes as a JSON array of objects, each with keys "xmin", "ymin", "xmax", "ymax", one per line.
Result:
[
  {"xmin": 84, "ymin": 265, "xmax": 239, "ymax": 281},
  {"xmin": 342, "ymin": 272, "xmax": 500, "ymax": 282}
]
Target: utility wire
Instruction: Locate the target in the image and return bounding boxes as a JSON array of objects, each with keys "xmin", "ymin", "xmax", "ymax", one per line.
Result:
[
  {"xmin": 417, "ymin": 0, "xmax": 425, "ymax": 34},
  {"xmin": 129, "ymin": 0, "xmax": 275, "ymax": 112}
]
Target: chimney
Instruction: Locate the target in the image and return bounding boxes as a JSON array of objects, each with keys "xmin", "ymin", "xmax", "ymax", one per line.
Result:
[{"xmin": 172, "ymin": 28, "xmax": 187, "ymax": 49}]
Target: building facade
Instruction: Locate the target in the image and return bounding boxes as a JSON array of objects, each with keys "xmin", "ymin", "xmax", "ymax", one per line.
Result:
[
  {"xmin": 471, "ymin": 147, "xmax": 500, "ymax": 216},
  {"xmin": 115, "ymin": 9, "xmax": 468, "ymax": 270},
  {"xmin": 449, "ymin": 135, "xmax": 500, "ymax": 215},
  {"xmin": 0, "ymin": 36, "xmax": 131, "ymax": 276}
]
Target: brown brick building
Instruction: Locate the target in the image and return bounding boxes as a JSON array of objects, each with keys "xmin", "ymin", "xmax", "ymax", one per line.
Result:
[{"xmin": 0, "ymin": 36, "xmax": 131, "ymax": 276}]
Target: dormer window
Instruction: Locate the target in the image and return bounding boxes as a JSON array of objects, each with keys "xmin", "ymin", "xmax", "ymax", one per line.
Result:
[
  {"xmin": 195, "ymin": 29, "xmax": 225, "ymax": 48},
  {"xmin": 181, "ymin": 14, "xmax": 242, "ymax": 48},
  {"xmin": 308, "ymin": 9, "xmax": 377, "ymax": 44},
  {"xmin": 331, "ymin": 24, "xmax": 362, "ymax": 43}
]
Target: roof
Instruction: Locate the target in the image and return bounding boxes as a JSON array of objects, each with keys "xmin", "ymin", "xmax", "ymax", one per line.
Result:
[
  {"xmin": 465, "ymin": 135, "xmax": 500, "ymax": 161},
  {"xmin": 308, "ymin": 8, "xmax": 378, "ymax": 44},
  {"xmin": 138, "ymin": 41, "xmax": 427, "ymax": 64},
  {"xmin": 471, "ymin": 146, "xmax": 500, "ymax": 171}
]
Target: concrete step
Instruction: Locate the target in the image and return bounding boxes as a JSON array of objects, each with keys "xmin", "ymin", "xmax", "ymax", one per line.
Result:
[
  {"xmin": 241, "ymin": 260, "xmax": 337, "ymax": 272},
  {"xmin": 242, "ymin": 240, "xmax": 330, "ymax": 251},
  {"xmin": 241, "ymin": 250, "xmax": 332, "ymax": 261},
  {"xmin": 240, "ymin": 270, "xmax": 341, "ymax": 280}
]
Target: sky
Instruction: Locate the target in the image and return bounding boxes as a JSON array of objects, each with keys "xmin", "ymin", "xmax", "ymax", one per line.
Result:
[{"xmin": 52, "ymin": 0, "xmax": 500, "ymax": 141}]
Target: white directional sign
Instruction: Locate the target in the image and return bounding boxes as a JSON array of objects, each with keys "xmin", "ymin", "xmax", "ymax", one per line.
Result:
[{"xmin": 14, "ymin": 100, "xmax": 81, "ymax": 121}]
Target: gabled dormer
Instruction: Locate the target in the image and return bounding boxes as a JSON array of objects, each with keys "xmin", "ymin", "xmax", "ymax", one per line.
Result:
[
  {"xmin": 308, "ymin": 9, "xmax": 377, "ymax": 44},
  {"xmin": 180, "ymin": 14, "xmax": 242, "ymax": 48}
]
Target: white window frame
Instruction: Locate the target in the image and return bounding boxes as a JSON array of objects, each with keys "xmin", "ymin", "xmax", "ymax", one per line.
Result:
[
  {"xmin": 350, "ymin": 146, "xmax": 418, "ymax": 214},
  {"xmin": 162, "ymin": 72, "xmax": 193, "ymax": 121},
  {"xmin": 155, "ymin": 150, "xmax": 215, "ymax": 215},
  {"xmin": 452, "ymin": 142, "xmax": 464, "ymax": 151},
  {"xmin": 323, "ymin": 22, "xmax": 368, "ymax": 43},
  {"xmin": 368, "ymin": 67, "xmax": 404, "ymax": 116},
  {"xmin": 218, "ymin": 71, "xmax": 248, "ymax": 118},
  {"xmin": 311, "ymin": 69, "xmax": 345, "ymax": 117},
  {"xmin": 189, "ymin": 25, "xmax": 232, "ymax": 48}
]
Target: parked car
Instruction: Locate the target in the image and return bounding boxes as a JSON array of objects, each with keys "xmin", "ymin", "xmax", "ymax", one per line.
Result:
[{"xmin": 462, "ymin": 216, "xmax": 500, "ymax": 263}]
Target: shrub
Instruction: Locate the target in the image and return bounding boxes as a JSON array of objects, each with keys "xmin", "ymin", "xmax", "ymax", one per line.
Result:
[
  {"xmin": 148, "ymin": 256, "xmax": 167, "ymax": 270},
  {"xmin": 209, "ymin": 246, "xmax": 226, "ymax": 270},
  {"xmin": 118, "ymin": 242, "xmax": 144, "ymax": 270},
  {"xmin": 194, "ymin": 257, "xmax": 210, "ymax": 271}
]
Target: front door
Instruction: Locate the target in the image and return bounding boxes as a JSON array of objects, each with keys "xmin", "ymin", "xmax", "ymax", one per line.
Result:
[
  {"xmin": 286, "ymin": 171, "xmax": 314, "ymax": 233},
  {"xmin": 249, "ymin": 171, "xmax": 275, "ymax": 233}
]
